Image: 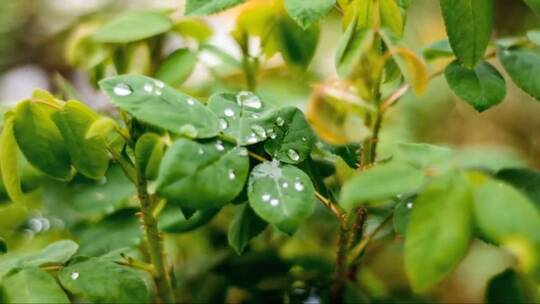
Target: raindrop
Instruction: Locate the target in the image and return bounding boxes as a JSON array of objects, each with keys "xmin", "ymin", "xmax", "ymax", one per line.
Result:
[
  {"xmin": 187, "ymin": 98, "xmax": 196, "ymax": 105},
  {"xmin": 262, "ymin": 193, "xmax": 271, "ymax": 202},
  {"xmin": 228, "ymin": 170, "xmax": 236, "ymax": 180},
  {"xmin": 246, "ymin": 133, "xmax": 258, "ymax": 144},
  {"xmin": 238, "ymin": 148, "xmax": 248, "ymax": 156},
  {"xmin": 215, "ymin": 140, "xmax": 225, "ymax": 151},
  {"xmin": 71, "ymin": 272, "xmax": 79, "ymax": 280},
  {"xmin": 155, "ymin": 90, "xmax": 162, "ymax": 96},
  {"xmin": 218, "ymin": 118, "xmax": 228, "ymax": 130},
  {"xmin": 276, "ymin": 116, "xmax": 285, "ymax": 127},
  {"xmin": 224, "ymin": 108, "xmax": 235, "ymax": 117},
  {"xmin": 154, "ymin": 80, "xmax": 165, "ymax": 88},
  {"xmin": 143, "ymin": 83, "xmax": 153, "ymax": 93},
  {"xmin": 287, "ymin": 149, "xmax": 300, "ymax": 162},
  {"xmin": 294, "ymin": 182, "xmax": 304, "ymax": 192},
  {"xmin": 282, "ymin": 182, "xmax": 289, "ymax": 188},
  {"xmin": 251, "ymin": 125, "xmax": 267, "ymax": 139},
  {"xmin": 406, "ymin": 202, "xmax": 413, "ymax": 209},
  {"xmin": 236, "ymin": 91, "xmax": 262, "ymax": 109},
  {"xmin": 28, "ymin": 218, "xmax": 43, "ymax": 233},
  {"xmin": 267, "ymin": 128, "xmax": 276, "ymax": 139},
  {"xmin": 270, "ymin": 198, "xmax": 280, "ymax": 206},
  {"xmin": 113, "ymin": 83, "xmax": 132, "ymax": 96},
  {"xmin": 179, "ymin": 124, "xmax": 198, "ymax": 138}
]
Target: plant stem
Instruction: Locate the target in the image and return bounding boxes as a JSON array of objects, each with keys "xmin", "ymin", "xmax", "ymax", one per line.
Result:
[
  {"xmin": 331, "ymin": 224, "xmax": 350, "ymax": 304},
  {"xmin": 135, "ymin": 173, "xmax": 175, "ymax": 303}
]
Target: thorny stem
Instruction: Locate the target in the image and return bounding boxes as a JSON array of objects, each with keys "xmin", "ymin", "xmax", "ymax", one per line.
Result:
[
  {"xmin": 135, "ymin": 172, "xmax": 176, "ymax": 303},
  {"xmin": 331, "ymin": 225, "xmax": 351, "ymax": 304},
  {"xmin": 347, "ymin": 212, "xmax": 393, "ymax": 265}
]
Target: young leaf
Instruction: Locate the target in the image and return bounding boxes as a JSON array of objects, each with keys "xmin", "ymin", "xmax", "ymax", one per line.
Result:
[
  {"xmin": 0, "ymin": 113, "xmax": 24, "ymax": 204},
  {"xmin": 247, "ymin": 160, "xmax": 315, "ymax": 234},
  {"xmin": 405, "ymin": 172, "xmax": 473, "ymax": 291},
  {"xmin": 158, "ymin": 207, "xmax": 220, "ymax": 233},
  {"xmin": 339, "ymin": 162, "xmax": 425, "ymax": 211},
  {"xmin": 155, "ymin": 48, "xmax": 197, "ymax": 87},
  {"xmin": 444, "ymin": 60, "xmax": 506, "ymax": 112},
  {"xmin": 156, "ymin": 139, "xmax": 249, "ymax": 210},
  {"xmin": 335, "ymin": 19, "xmax": 375, "ymax": 79},
  {"xmin": 264, "ymin": 107, "xmax": 315, "ymax": 164},
  {"xmin": 135, "ymin": 133, "xmax": 164, "ymax": 180},
  {"xmin": 380, "ymin": 0, "xmax": 404, "ymax": 37},
  {"xmin": 93, "ymin": 10, "xmax": 173, "ymax": 43},
  {"xmin": 207, "ymin": 92, "xmax": 274, "ymax": 146},
  {"xmin": 173, "ymin": 18, "xmax": 213, "ymax": 42},
  {"xmin": 422, "ymin": 39, "xmax": 454, "ymax": 61},
  {"xmin": 498, "ymin": 48, "xmax": 540, "ymax": 100},
  {"xmin": 386, "ymin": 47, "xmax": 429, "ymax": 95},
  {"xmin": 228, "ymin": 204, "xmax": 267, "ymax": 254},
  {"xmin": 13, "ymin": 100, "xmax": 71, "ymax": 180},
  {"xmin": 439, "ymin": 0, "xmax": 494, "ymax": 68},
  {"xmin": 99, "ymin": 74, "xmax": 219, "ymax": 138},
  {"xmin": 58, "ymin": 257, "xmax": 150, "ymax": 303},
  {"xmin": 86, "ymin": 116, "xmax": 118, "ymax": 139},
  {"xmin": 185, "ymin": 0, "xmax": 245, "ymax": 15},
  {"xmin": 485, "ymin": 269, "xmax": 540, "ymax": 303},
  {"xmin": 1, "ymin": 267, "xmax": 69, "ymax": 303},
  {"xmin": 52, "ymin": 100, "xmax": 109, "ymax": 179},
  {"xmin": 284, "ymin": 0, "xmax": 335, "ymax": 29},
  {"xmin": 20, "ymin": 240, "xmax": 79, "ymax": 267},
  {"xmin": 276, "ymin": 16, "xmax": 319, "ymax": 69}
]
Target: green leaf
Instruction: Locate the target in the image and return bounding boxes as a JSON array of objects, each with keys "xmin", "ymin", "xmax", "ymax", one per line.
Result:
[
  {"xmin": 155, "ymin": 48, "xmax": 197, "ymax": 87},
  {"xmin": 439, "ymin": 0, "xmax": 494, "ymax": 68},
  {"xmin": 185, "ymin": 0, "xmax": 245, "ymax": 15},
  {"xmin": 20, "ymin": 240, "xmax": 79, "ymax": 267},
  {"xmin": 86, "ymin": 117, "xmax": 118, "ymax": 139},
  {"xmin": 173, "ymin": 18, "xmax": 213, "ymax": 42},
  {"xmin": 0, "ymin": 112, "xmax": 24, "ymax": 204},
  {"xmin": 158, "ymin": 206, "xmax": 219, "ymax": 233},
  {"xmin": 380, "ymin": 0, "xmax": 404, "ymax": 37},
  {"xmin": 395, "ymin": 142, "xmax": 453, "ymax": 169},
  {"xmin": 13, "ymin": 100, "xmax": 71, "ymax": 180},
  {"xmin": 58, "ymin": 257, "xmax": 150, "ymax": 303},
  {"xmin": 472, "ymin": 177, "xmax": 540, "ymax": 245},
  {"xmin": 156, "ymin": 139, "xmax": 249, "ymax": 210},
  {"xmin": 228, "ymin": 204, "xmax": 267, "ymax": 254},
  {"xmin": 405, "ymin": 172, "xmax": 473, "ymax": 291},
  {"xmin": 393, "ymin": 196, "xmax": 414, "ymax": 235},
  {"xmin": 135, "ymin": 133, "xmax": 164, "ymax": 180},
  {"xmin": 422, "ymin": 39, "xmax": 454, "ymax": 61},
  {"xmin": 93, "ymin": 10, "xmax": 173, "ymax": 43},
  {"xmin": 485, "ymin": 269, "xmax": 539, "ymax": 303},
  {"xmin": 523, "ymin": 0, "xmax": 540, "ymax": 15},
  {"xmin": 527, "ymin": 29, "xmax": 540, "ymax": 46},
  {"xmin": 284, "ymin": 0, "xmax": 335, "ymax": 29},
  {"xmin": 1, "ymin": 267, "xmax": 69, "ymax": 303},
  {"xmin": 276, "ymin": 16, "xmax": 319, "ymax": 68},
  {"xmin": 498, "ymin": 47, "xmax": 540, "ymax": 100},
  {"xmin": 335, "ymin": 21, "xmax": 374, "ymax": 78},
  {"xmin": 99, "ymin": 74, "xmax": 219, "ymax": 138},
  {"xmin": 207, "ymin": 92, "xmax": 274, "ymax": 146},
  {"xmin": 264, "ymin": 107, "xmax": 315, "ymax": 164},
  {"xmin": 496, "ymin": 168, "xmax": 540, "ymax": 208},
  {"xmin": 339, "ymin": 162, "xmax": 425, "ymax": 211},
  {"xmin": 444, "ymin": 60, "xmax": 506, "ymax": 112},
  {"xmin": 52, "ymin": 100, "xmax": 109, "ymax": 179},
  {"xmin": 247, "ymin": 161, "xmax": 315, "ymax": 234}
]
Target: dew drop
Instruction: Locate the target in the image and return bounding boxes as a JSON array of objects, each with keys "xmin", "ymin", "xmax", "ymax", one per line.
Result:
[
  {"xmin": 179, "ymin": 124, "xmax": 198, "ymax": 138},
  {"xmin": 294, "ymin": 181, "xmax": 304, "ymax": 191},
  {"xmin": 218, "ymin": 118, "xmax": 228, "ymax": 130},
  {"xmin": 187, "ymin": 98, "xmax": 196, "ymax": 105},
  {"xmin": 267, "ymin": 128, "xmax": 276, "ymax": 139},
  {"xmin": 406, "ymin": 202, "xmax": 413, "ymax": 209},
  {"xmin": 71, "ymin": 272, "xmax": 79, "ymax": 280},
  {"xmin": 246, "ymin": 133, "xmax": 258, "ymax": 144},
  {"xmin": 276, "ymin": 116, "xmax": 285, "ymax": 127},
  {"xmin": 270, "ymin": 198, "xmax": 280, "ymax": 206},
  {"xmin": 143, "ymin": 83, "xmax": 153, "ymax": 93},
  {"xmin": 251, "ymin": 125, "xmax": 267, "ymax": 139},
  {"xmin": 228, "ymin": 169, "xmax": 236, "ymax": 180},
  {"xmin": 262, "ymin": 193, "xmax": 271, "ymax": 202},
  {"xmin": 154, "ymin": 80, "xmax": 165, "ymax": 88},
  {"xmin": 282, "ymin": 182, "xmax": 289, "ymax": 188},
  {"xmin": 113, "ymin": 83, "xmax": 132, "ymax": 96},
  {"xmin": 287, "ymin": 149, "xmax": 300, "ymax": 162},
  {"xmin": 236, "ymin": 91, "xmax": 262, "ymax": 109},
  {"xmin": 215, "ymin": 140, "xmax": 225, "ymax": 151},
  {"xmin": 224, "ymin": 108, "xmax": 235, "ymax": 117},
  {"xmin": 155, "ymin": 90, "xmax": 162, "ymax": 96}
]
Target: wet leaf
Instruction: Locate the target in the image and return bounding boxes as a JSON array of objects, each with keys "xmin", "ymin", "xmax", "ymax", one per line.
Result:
[
  {"xmin": 135, "ymin": 133, "xmax": 164, "ymax": 180},
  {"xmin": 228, "ymin": 204, "xmax": 267, "ymax": 254},
  {"xmin": 155, "ymin": 48, "xmax": 197, "ymax": 87},
  {"xmin": 498, "ymin": 47, "xmax": 540, "ymax": 101}
]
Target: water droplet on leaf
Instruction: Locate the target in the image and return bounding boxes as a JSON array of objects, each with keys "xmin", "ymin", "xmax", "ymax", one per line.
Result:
[
  {"xmin": 251, "ymin": 125, "xmax": 267, "ymax": 139},
  {"xmin": 287, "ymin": 149, "xmax": 300, "ymax": 162},
  {"xmin": 143, "ymin": 83, "xmax": 153, "ymax": 93},
  {"xmin": 71, "ymin": 272, "xmax": 79, "ymax": 280},
  {"xmin": 262, "ymin": 193, "xmax": 271, "ymax": 202},
  {"xmin": 276, "ymin": 116, "xmax": 285, "ymax": 127},
  {"xmin": 406, "ymin": 202, "xmax": 413, "ymax": 209},
  {"xmin": 228, "ymin": 170, "xmax": 236, "ymax": 180},
  {"xmin": 236, "ymin": 91, "xmax": 262, "ymax": 109},
  {"xmin": 179, "ymin": 124, "xmax": 198, "ymax": 138},
  {"xmin": 282, "ymin": 182, "xmax": 289, "ymax": 188},
  {"xmin": 113, "ymin": 83, "xmax": 132, "ymax": 96},
  {"xmin": 154, "ymin": 80, "xmax": 165, "ymax": 88},
  {"xmin": 215, "ymin": 140, "xmax": 225, "ymax": 151},
  {"xmin": 187, "ymin": 98, "xmax": 196, "ymax": 105},
  {"xmin": 218, "ymin": 118, "xmax": 228, "ymax": 130},
  {"xmin": 270, "ymin": 198, "xmax": 280, "ymax": 206},
  {"xmin": 294, "ymin": 182, "xmax": 304, "ymax": 191},
  {"xmin": 155, "ymin": 90, "xmax": 162, "ymax": 96},
  {"xmin": 224, "ymin": 108, "xmax": 235, "ymax": 117}
]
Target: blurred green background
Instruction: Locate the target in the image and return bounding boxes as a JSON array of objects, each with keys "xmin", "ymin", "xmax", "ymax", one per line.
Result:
[{"xmin": 0, "ymin": 0, "xmax": 539, "ymax": 302}]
